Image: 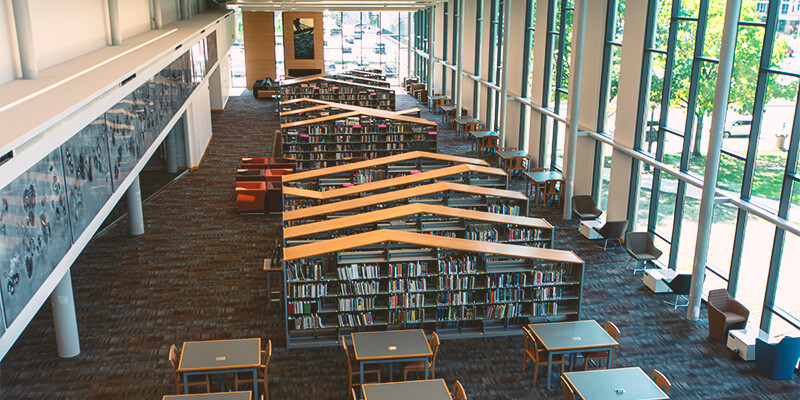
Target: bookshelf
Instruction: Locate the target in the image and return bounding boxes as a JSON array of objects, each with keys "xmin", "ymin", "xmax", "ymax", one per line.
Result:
[
  {"xmin": 282, "ymin": 150, "xmax": 488, "ymax": 191},
  {"xmin": 280, "ymin": 99, "xmax": 421, "ymax": 125},
  {"xmin": 281, "ymin": 108, "xmax": 437, "ymax": 171},
  {"xmin": 340, "ymin": 69, "xmax": 386, "ymax": 80},
  {"xmin": 282, "ymin": 164, "xmax": 508, "ymax": 211},
  {"xmin": 282, "ymin": 229, "xmax": 584, "ymax": 348},
  {"xmin": 283, "ymin": 203, "xmax": 554, "ymax": 249},
  {"xmin": 280, "ymin": 76, "xmax": 396, "ymax": 110},
  {"xmin": 282, "ymin": 181, "xmax": 530, "ymax": 227},
  {"xmin": 331, "ymin": 73, "xmax": 391, "ymax": 88}
]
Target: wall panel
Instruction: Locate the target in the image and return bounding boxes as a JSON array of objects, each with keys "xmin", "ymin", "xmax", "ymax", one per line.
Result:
[
  {"xmin": 29, "ymin": 0, "xmax": 107, "ymax": 70},
  {"xmin": 242, "ymin": 11, "xmax": 276, "ymax": 88},
  {"xmin": 161, "ymin": 0, "xmax": 180, "ymax": 26},
  {"xmin": 119, "ymin": 0, "xmax": 152, "ymax": 40},
  {"xmin": 0, "ymin": 2, "xmax": 17, "ymax": 84}
]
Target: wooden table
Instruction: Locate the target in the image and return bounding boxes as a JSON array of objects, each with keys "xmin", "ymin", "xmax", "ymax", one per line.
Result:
[
  {"xmin": 524, "ymin": 170, "xmax": 564, "ymax": 200},
  {"xmin": 529, "ymin": 320, "xmax": 619, "ymax": 390},
  {"xmin": 362, "ymin": 379, "xmax": 453, "ymax": 400},
  {"xmin": 454, "ymin": 118, "xmax": 482, "ymax": 139},
  {"xmin": 351, "ymin": 329, "xmax": 433, "ymax": 385},
  {"xmin": 163, "ymin": 392, "xmax": 252, "ymax": 400},
  {"xmin": 496, "ymin": 150, "xmax": 531, "ymax": 174},
  {"xmin": 470, "ymin": 130, "xmax": 499, "ymax": 153},
  {"xmin": 178, "ymin": 338, "xmax": 261, "ymax": 399},
  {"xmin": 429, "ymin": 95, "xmax": 450, "ymax": 111},
  {"xmin": 564, "ymin": 367, "xmax": 669, "ymax": 400}
]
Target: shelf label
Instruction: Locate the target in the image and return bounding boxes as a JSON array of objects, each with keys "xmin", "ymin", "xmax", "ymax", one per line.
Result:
[
  {"xmin": 215, "ymin": 356, "xmax": 226, "ymax": 361},
  {"xmin": 387, "ymin": 346, "xmax": 398, "ymax": 351},
  {"xmin": 428, "ymin": 131, "xmax": 437, "ymax": 135},
  {"xmin": 378, "ymin": 125, "xmax": 387, "ymax": 128},
  {"xmin": 300, "ymin": 134, "xmax": 309, "ymax": 138}
]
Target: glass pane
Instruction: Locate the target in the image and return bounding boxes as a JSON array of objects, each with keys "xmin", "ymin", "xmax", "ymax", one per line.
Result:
[
  {"xmin": 702, "ymin": 0, "xmax": 728, "ymax": 59},
  {"xmin": 686, "ymin": 61, "xmax": 718, "ymax": 176},
  {"xmin": 717, "ymin": 152, "xmax": 744, "ymax": 194},
  {"xmin": 325, "ymin": 49, "xmax": 342, "ymax": 74},
  {"xmin": 678, "ymin": 0, "xmax": 698, "ymax": 17},
  {"xmin": 653, "ymin": 235, "xmax": 672, "ymax": 269},
  {"xmin": 737, "ymin": 0, "xmax": 760, "ymax": 24},
  {"xmin": 653, "ymin": 0, "xmax": 674, "ymax": 51},
  {"xmin": 770, "ymin": 18, "xmax": 800, "ymax": 76},
  {"xmin": 703, "ymin": 272, "xmax": 728, "ymax": 298},
  {"xmin": 769, "ymin": 316, "xmax": 800, "ymax": 338},
  {"xmin": 636, "ymin": 163, "xmax": 655, "ymax": 232},
  {"xmin": 613, "ymin": 0, "xmax": 625, "ymax": 43},
  {"xmin": 750, "ymin": 75, "xmax": 793, "ymax": 212},
  {"xmin": 606, "ymin": 45, "xmax": 622, "ymax": 135},
  {"xmin": 791, "ymin": 181, "xmax": 800, "ymax": 225},
  {"xmin": 598, "ymin": 143, "xmax": 612, "ymax": 211},
  {"xmin": 661, "ymin": 131, "xmax": 684, "ymax": 170},
  {"xmin": 773, "ymin": 229, "xmax": 799, "ymax": 336},
  {"xmin": 664, "ymin": 21, "xmax": 697, "ymax": 136},
  {"xmin": 707, "ymin": 203, "xmax": 738, "ymax": 274},
  {"xmin": 675, "ymin": 194, "xmax": 700, "ymax": 273},
  {"xmin": 735, "ymin": 213, "xmax": 774, "ymax": 330},
  {"xmin": 644, "ymin": 52, "xmax": 667, "ymax": 155},
  {"xmin": 655, "ymin": 174, "xmax": 678, "ymax": 239}
]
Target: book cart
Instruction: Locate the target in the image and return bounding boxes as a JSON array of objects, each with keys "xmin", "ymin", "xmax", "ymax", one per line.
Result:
[
  {"xmin": 280, "ymin": 76, "xmax": 395, "ymax": 110},
  {"xmin": 282, "ymin": 230, "xmax": 584, "ymax": 348},
  {"xmin": 283, "ymin": 203, "xmax": 554, "ymax": 249},
  {"xmin": 282, "ymin": 182, "xmax": 530, "ymax": 227},
  {"xmin": 282, "ymin": 164, "xmax": 508, "ymax": 210},
  {"xmin": 282, "ymin": 151, "xmax": 488, "ymax": 191},
  {"xmin": 281, "ymin": 109, "xmax": 438, "ymax": 171}
]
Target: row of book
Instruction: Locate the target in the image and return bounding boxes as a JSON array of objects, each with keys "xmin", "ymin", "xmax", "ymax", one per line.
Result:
[
  {"xmin": 438, "ymin": 255, "xmax": 477, "ymax": 274},
  {"xmin": 532, "ymin": 302, "xmax": 558, "ymax": 316},
  {"xmin": 388, "ymin": 293, "xmax": 424, "ymax": 308},
  {"xmin": 533, "ymin": 265, "xmax": 570, "ymax": 284},
  {"xmin": 431, "ymin": 231, "xmax": 457, "ymax": 238},
  {"xmin": 488, "ymin": 203, "xmax": 521, "ymax": 215},
  {"xmin": 485, "ymin": 303, "xmax": 523, "ymax": 319},
  {"xmin": 388, "ymin": 278, "xmax": 427, "ymax": 293},
  {"xmin": 388, "ymin": 262, "xmax": 429, "ymax": 277},
  {"xmin": 389, "ymin": 309, "xmax": 423, "ymax": 324},
  {"xmin": 339, "ymin": 281, "xmax": 380, "ymax": 296},
  {"xmin": 288, "ymin": 283, "xmax": 328, "ymax": 298},
  {"xmin": 287, "ymin": 261, "xmax": 325, "ymax": 281},
  {"xmin": 288, "ymin": 300, "xmax": 322, "ymax": 315},
  {"xmin": 338, "ymin": 296, "xmax": 377, "ymax": 312},
  {"xmin": 291, "ymin": 314, "xmax": 326, "ymax": 330},
  {"xmin": 285, "ymin": 199, "xmax": 318, "ymax": 211},
  {"xmin": 437, "ymin": 275, "xmax": 476, "ymax": 291},
  {"xmin": 337, "ymin": 264, "xmax": 380, "ymax": 280},
  {"xmin": 508, "ymin": 227, "xmax": 544, "ymax": 241},
  {"xmin": 466, "ymin": 226, "xmax": 499, "ymax": 242},
  {"xmin": 486, "ymin": 288, "xmax": 523, "ymax": 303},
  {"xmin": 338, "ymin": 312, "xmax": 375, "ymax": 327},
  {"xmin": 353, "ymin": 170, "xmax": 375, "ymax": 184},
  {"xmin": 436, "ymin": 306, "xmax": 476, "ymax": 321},
  {"xmin": 487, "ymin": 273, "xmax": 527, "ymax": 288},
  {"xmin": 436, "ymin": 291, "xmax": 473, "ymax": 305},
  {"xmin": 534, "ymin": 286, "xmax": 564, "ymax": 300}
]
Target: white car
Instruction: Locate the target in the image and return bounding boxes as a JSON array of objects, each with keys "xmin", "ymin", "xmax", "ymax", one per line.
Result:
[{"xmin": 723, "ymin": 119, "xmax": 752, "ymax": 138}]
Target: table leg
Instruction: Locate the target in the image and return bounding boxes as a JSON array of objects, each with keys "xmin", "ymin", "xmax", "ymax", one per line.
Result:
[
  {"xmin": 220, "ymin": 372, "xmax": 225, "ymax": 392},
  {"xmin": 547, "ymin": 352, "xmax": 553, "ymax": 390},
  {"xmin": 253, "ymin": 368, "xmax": 259, "ymax": 399},
  {"xmin": 389, "ymin": 362, "xmax": 394, "ymax": 382},
  {"xmin": 424, "ymin": 357, "xmax": 429, "ymax": 379},
  {"xmin": 360, "ymin": 361, "xmax": 365, "ymax": 386},
  {"xmin": 607, "ymin": 347, "xmax": 613, "ymax": 369},
  {"xmin": 183, "ymin": 373, "xmax": 189, "ymax": 395}
]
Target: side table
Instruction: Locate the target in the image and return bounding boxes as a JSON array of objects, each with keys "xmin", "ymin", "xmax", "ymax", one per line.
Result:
[
  {"xmin": 727, "ymin": 327, "xmax": 770, "ymax": 361},
  {"xmin": 579, "ymin": 219, "xmax": 603, "ymax": 239},
  {"xmin": 643, "ymin": 268, "xmax": 677, "ymax": 293}
]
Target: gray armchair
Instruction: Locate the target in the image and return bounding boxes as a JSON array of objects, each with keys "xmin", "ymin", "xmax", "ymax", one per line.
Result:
[
  {"xmin": 593, "ymin": 220, "xmax": 628, "ymax": 250},
  {"xmin": 624, "ymin": 232, "xmax": 663, "ymax": 274},
  {"xmin": 572, "ymin": 195, "xmax": 603, "ymax": 220}
]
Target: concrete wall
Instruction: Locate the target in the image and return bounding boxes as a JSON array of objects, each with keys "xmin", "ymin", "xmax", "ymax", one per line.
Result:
[
  {"xmin": 0, "ymin": 2, "xmax": 18, "ymax": 84},
  {"xmin": 29, "ymin": 0, "xmax": 108, "ymax": 70},
  {"xmin": 119, "ymin": 0, "xmax": 153, "ymax": 40}
]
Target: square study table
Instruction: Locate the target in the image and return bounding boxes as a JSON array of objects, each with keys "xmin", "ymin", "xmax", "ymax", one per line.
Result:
[
  {"xmin": 496, "ymin": 150, "xmax": 531, "ymax": 174},
  {"xmin": 362, "ymin": 379, "xmax": 453, "ymax": 400},
  {"xmin": 178, "ymin": 338, "xmax": 261, "ymax": 399},
  {"xmin": 163, "ymin": 392, "xmax": 252, "ymax": 400},
  {"xmin": 351, "ymin": 329, "xmax": 433, "ymax": 385},
  {"xmin": 470, "ymin": 130, "xmax": 499, "ymax": 153},
  {"xmin": 564, "ymin": 367, "xmax": 669, "ymax": 400},
  {"xmin": 528, "ymin": 320, "xmax": 619, "ymax": 390},
  {"xmin": 454, "ymin": 118, "xmax": 482, "ymax": 139},
  {"xmin": 524, "ymin": 170, "xmax": 564, "ymax": 200}
]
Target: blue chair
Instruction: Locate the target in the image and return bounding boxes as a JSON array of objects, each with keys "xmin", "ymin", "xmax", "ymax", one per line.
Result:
[{"xmin": 754, "ymin": 336, "xmax": 800, "ymax": 380}]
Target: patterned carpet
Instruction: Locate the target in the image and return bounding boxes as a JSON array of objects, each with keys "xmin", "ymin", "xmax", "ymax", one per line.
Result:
[{"xmin": 1, "ymin": 90, "xmax": 797, "ymax": 400}]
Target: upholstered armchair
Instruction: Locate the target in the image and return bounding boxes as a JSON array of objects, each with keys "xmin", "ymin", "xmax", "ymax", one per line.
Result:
[
  {"xmin": 624, "ymin": 232, "xmax": 663, "ymax": 274},
  {"xmin": 592, "ymin": 220, "xmax": 628, "ymax": 250},
  {"xmin": 755, "ymin": 336, "xmax": 800, "ymax": 380},
  {"xmin": 235, "ymin": 181, "xmax": 266, "ymax": 213},
  {"xmin": 663, "ymin": 274, "xmax": 692, "ymax": 309},
  {"xmin": 572, "ymin": 195, "xmax": 603, "ymax": 220},
  {"xmin": 707, "ymin": 289, "xmax": 749, "ymax": 342}
]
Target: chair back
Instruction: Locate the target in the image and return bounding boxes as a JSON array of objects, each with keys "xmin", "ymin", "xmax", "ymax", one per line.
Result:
[
  {"xmin": 262, "ymin": 339, "xmax": 272, "ymax": 376},
  {"xmin": 560, "ymin": 374, "xmax": 576, "ymax": 400},
  {"xmin": 544, "ymin": 180, "xmax": 561, "ymax": 195},
  {"xmin": 452, "ymin": 380, "xmax": 467, "ymax": 400},
  {"xmin": 168, "ymin": 344, "xmax": 181, "ymax": 393},
  {"xmin": 342, "ymin": 340, "xmax": 354, "ymax": 372},
  {"xmin": 624, "ymin": 232, "xmax": 649, "ymax": 254},
  {"xmin": 572, "ymin": 195, "xmax": 600, "ymax": 216},
  {"xmin": 755, "ymin": 336, "xmax": 800, "ymax": 380},
  {"xmin": 530, "ymin": 168, "xmax": 546, "ymax": 173},
  {"xmin": 429, "ymin": 332, "xmax": 441, "ymax": 370},
  {"xmin": 597, "ymin": 220, "xmax": 628, "ymax": 240},
  {"xmin": 650, "ymin": 369, "xmax": 671, "ymax": 394},
  {"xmin": 707, "ymin": 288, "xmax": 732, "ymax": 311},
  {"xmin": 351, "ymin": 387, "xmax": 359, "ymax": 400},
  {"xmin": 509, "ymin": 156, "xmax": 527, "ymax": 171},
  {"xmin": 666, "ymin": 274, "xmax": 693, "ymax": 295},
  {"xmin": 603, "ymin": 321, "xmax": 621, "ymax": 340},
  {"xmin": 524, "ymin": 329, "xmax": 541, "ymax": 362},
  {"xmin": 479, "ymin": 136, "xmax": 498, "ymax": 149}
]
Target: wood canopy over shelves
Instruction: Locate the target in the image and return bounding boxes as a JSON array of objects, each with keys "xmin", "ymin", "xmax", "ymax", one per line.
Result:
[
  {"xmin": 279, "ymin": 98, "xmax": 419, "ymax": 118},
  {"xmin": 280, "ymin": 105, "xmax": 436, "ymax": 129}
]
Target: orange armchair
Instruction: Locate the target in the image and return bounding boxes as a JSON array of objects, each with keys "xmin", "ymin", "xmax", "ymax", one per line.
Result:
[
  {"xmin": 707, "ymin": 289, "xmax": 749, "ymax": 342},
  {"xmin": 236, "ymin": 181, "xmax": 266, "ymax": 213}
]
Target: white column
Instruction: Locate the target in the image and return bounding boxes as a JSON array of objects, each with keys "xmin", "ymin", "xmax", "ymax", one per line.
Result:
[
  {"xmin": 562, "ymin": 0, "xmax": 587, "ymax": 219},
  {"xmin": 428, "ymin": 6, "xmax": 436, "ymax": 101},
  {"xmin": 152, "ymin": 0, "xmax": 163, "ymax": 29},
  {"xmin": 126, "ymin": 176, "xmax": 145, "ymax": 236},
  {"xmin": 51, "ymin": 270, "xmax": 80, "ymax": 358},
  {"xmin": 687, "ymin": 0, "xmax": 742, "ymax": 320},
  {"xmin": 407, "ymin": 12, "xmax": 413, "ymax": 80},
  {"xmin": 497, "ymin": 0, "xmax": 512, "ymax": 146},
  {"xmin": 165, "ymin": 130, "xmax": 179, "ymax": 173},
  {"xmin": 11, "ymin": 0, "xmax": 37, "ymax": 79},
  {"xmin": 455, "ymin": 0, "xmax": 465, "ymax": 117},
  {"xmin": 108, "ymin": 0, "xmax": 122, "ymax": 45}
]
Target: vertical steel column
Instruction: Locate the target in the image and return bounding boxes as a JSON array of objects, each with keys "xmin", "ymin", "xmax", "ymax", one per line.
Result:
[
  {"xmin": 486, "ymin": 0, "xmax": 499, "ymax": 130},
  {"xmin": 127, "ymin": 176, "xmax": 146, "ymax": 236},
  {"xmin": 51, "ymin": 270, "xmax": 80, "ymax": 358},
  {"xmin": 11, "ymin": 0, "xmax": 37, "ymax": 79},
  {"xmin": 428, "ymin": 6, "xmax": 436, "ymax": 101},
  {"xmin": 562, "ymin": 0, "xmax": 587, "ymax": 219},
  {"xmin": 153, "ymin": 0, "xmax": 163, "ymax": 29},
  {"xmin": 455, "ymin": 0, "xmax": 465, "ymax": 116},
  {"xmin": 497, "ymin": 0, "xmax": 511, "ymax": 147},
  {"xmin": 408, "ymin": 12, "xmax": 413, "ymax": 81},
  {"xmin": 108, "ymin": 0, "xmax": 122, "ymax": 46},
  {"xmin": 687, "ymin": 0, "xmax": 742, "ymax": 320},
  {"xmin": 473, "ymin": 0, "xmax": 484, "ymax": 120},
  {"xmin": 165, "ymin": 130, "xmax": 179, "ymax": 173}
]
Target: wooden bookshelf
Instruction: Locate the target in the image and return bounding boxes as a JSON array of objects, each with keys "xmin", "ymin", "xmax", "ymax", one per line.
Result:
[
  {"xmin": 282, "ymin": 181, "xmax": 530, "ymax": 227},
  {"xmin": 281, "ymin": 109, "xmax": 437, "ymax": 170},
  {"xmin": 280, "ymin": 75, "xmax": 396, "ymax": 110},
  {"xmin": 281, "ymin": 150, "xmax": 488, "ymax": 191},
  {"xmin": 279, "ymin": 99, "xmax": 420, "ymax": 124},
  {"xmin": 340, "ymin": 69, "xmax": 386, "ymax": 80},
  {"xmin": 282, "ymin": 229, "xmax": 584, "ymax": 348},
  {"xmin": 331, "ymin": 73, "xmax": 391, "ymax": 87},
  {"xmin": 284, "ymin": 203, "xmax": 554, "ymax": 249},
  {"xmin": 283, "ymin": 164, "xmax": 509, "ymax": 210}
]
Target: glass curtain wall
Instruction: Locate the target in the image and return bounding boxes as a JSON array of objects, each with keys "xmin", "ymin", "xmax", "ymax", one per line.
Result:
[{"xmin": 624, "ymin": 0, "xmax": 799, "ymax": 336}]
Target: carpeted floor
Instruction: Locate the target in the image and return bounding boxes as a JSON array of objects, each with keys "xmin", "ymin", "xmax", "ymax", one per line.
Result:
[{"xmin": 1, "ymin": 90, "xmax": 797, "ymax": 400}]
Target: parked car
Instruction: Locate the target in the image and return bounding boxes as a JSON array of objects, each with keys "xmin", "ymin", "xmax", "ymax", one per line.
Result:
[
  {"xmin": 345, "ymin": 37, "xmax": 355, "ymax": 44},
  {"xmin": 325, "ymin": 62, "xmax": 336, "ymax": 73},
  {"xmin": 342, "ymin": 46, "xmax": 352, "ymax": 54},
  {"xmin": 724, "ymin": 119, "xmax": 752, "ymax": 138},
  {"xmin": 373, "ymin": 43, "xmax": 386, "ymax": 54},
  {"xmin": 382, "ymin": 63, "xmax": 398, "ymax": 75},
  {"xmin": 331, "ymin": 28, "xmax": 342, "ymax": 35}
]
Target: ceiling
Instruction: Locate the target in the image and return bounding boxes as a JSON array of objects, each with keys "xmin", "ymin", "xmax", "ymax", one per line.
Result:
[{"xmin": 228, "ymin": 0, "xmax": 443, "ymax": 12}]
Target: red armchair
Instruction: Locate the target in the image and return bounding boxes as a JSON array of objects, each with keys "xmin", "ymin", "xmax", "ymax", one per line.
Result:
[
  {"xmin": 236, "ymin": 169, "xmax": 267, "ymax": 182},
  {"xmin": 264, "ymin": 168, "xmax": 293, "ymax": 183},
  {"xmin": 269, "ymin": 157, "xmax": 297, "ymax": 171},
  {"xmin": 265, "ymin": 181, "xmax": 283, "ymax": 213},
  {"xmin": 707, "ymin": 289, "xmax": 749, "ymax": 342},
  {"xmin": 236, "ymin": 181, "xmax": 266, "ymax": 213}
]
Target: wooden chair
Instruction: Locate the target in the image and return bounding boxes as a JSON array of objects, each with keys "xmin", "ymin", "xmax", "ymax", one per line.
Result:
[
  {"xmin": 235, "ymin": 340, "xmax": 272, "ymax": 398},
  {"xmin": 351, "ymin": 387, "xmax": 359, "ymax": 400},
  {"xmin": 537, "ymin": 179, "xmax": 562, "ymax": 207},
  {"xmin": 522, "ymin": 328, "xmax": 565, "ymax": 387},
  {"xmin": 451, "ymin": 380, "xmax": 467, "ymax": 400},
  {"xmin": 477, "ymin": 136, "xmax": 498, "ymax": 157},
  {"xmin": 343, "ymin": 340, "xmax": 381, "ymax": 388},
  {"xmin": 583, "ymin": 321, "xmax": 620, "ymax": 369},
  {"xmin": 560, "ymin": 374, "xmax": 576, "ymax": 400},
  {"xmin": 524, "ymin": 168, "xmax": 547, "ymax": 199},
  {"xmin": 403, "ymin": 332, "xmax": 440, "ymax": 380},
  {"xmin": 508, "ymin": 156, "xmax": 528, "ymax": 178},
  {"xmin": 650, "ymin": 369, "xmax": 671, "ymax": 394},
  {"xmin": 169, "ymin": 344, "xmax": 210, "ymax": 394}
]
